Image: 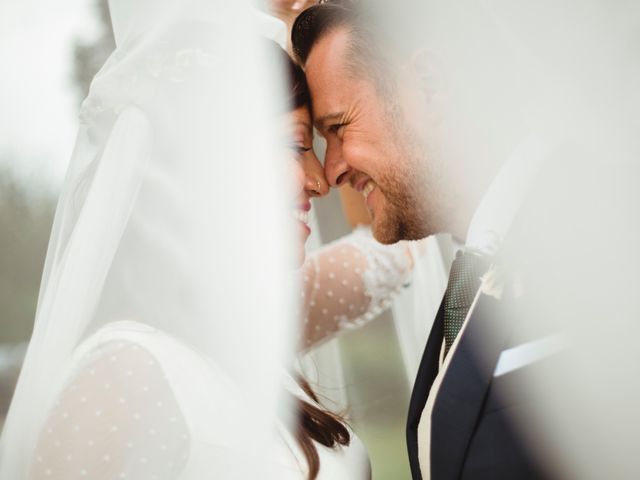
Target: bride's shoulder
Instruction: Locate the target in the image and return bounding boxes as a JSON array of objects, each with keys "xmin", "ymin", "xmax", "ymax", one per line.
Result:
[
  {"xmin": 53, "ymin": 320, "xmax": 243, "ymax": 435},
  {"xmin": 66, "ymin": 321, "xmax": 184, "ymax": 378},
  {"xmin": 71, "ymin": 320, "xmax": 171, "ymax": 364},
  {"xmin": 75, "ymin": 320, "xmax": 177, "ymax": 355},
  {"xmin": 31, "ymin": 322, "xmax": 243, "ymax": 479},
  {"xmin": 68, "ymin": 320, "xmax": 237, "ymax": 399}
]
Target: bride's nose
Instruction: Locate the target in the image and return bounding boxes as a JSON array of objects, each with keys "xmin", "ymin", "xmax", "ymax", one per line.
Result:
[{"xmin": 305, "ymin": 171, "xmax": 329, "ymax": 197}]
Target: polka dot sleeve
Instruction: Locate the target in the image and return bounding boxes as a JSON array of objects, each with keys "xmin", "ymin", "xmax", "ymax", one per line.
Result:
[
  {"xmin": 28, "ymin": 341, "xmax": 190, "ymax": 480},
  {"xmin": 300, "ymin": 226, "xmax": 417, "ymax": 350}
]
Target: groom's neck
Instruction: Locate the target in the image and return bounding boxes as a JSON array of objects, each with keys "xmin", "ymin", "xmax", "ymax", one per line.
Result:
[{"xmin": 448, "ymin": 156, "xmax": 507, "ymax": 244}]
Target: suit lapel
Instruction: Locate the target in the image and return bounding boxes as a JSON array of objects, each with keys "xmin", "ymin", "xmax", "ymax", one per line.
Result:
[
  {"xmin": 430, "ymin": 293, "xmax": 513, "ymax": 480},
  {"xmin": 407, "ymin": 299, "xmax": 445, "ymax": 480}
]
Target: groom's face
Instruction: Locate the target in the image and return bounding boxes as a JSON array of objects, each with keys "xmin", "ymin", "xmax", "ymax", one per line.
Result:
[{"xmin": 305, "ymin": 27, "xmax": 431, "ymax": 244}]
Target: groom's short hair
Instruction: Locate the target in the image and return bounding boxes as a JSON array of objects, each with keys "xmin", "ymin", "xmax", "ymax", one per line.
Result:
[
  {"xmin": 291, "ymin": 1, "xmax": 395, "ymax": 93},
  {"xmin": 291, "ymin": 1, "xmax": 357, "ymax": 66}
]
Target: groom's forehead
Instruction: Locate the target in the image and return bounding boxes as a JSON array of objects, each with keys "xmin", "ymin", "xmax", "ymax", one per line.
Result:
[
  {"xmin": 305, "ymin": 26, "xmax": 352, "ymax": 79},
  {"xmin": 305, "ymin": 27, "xmax": 365, "ymax": 109},
  {"xmin": 305, "ymin": 31, "xmax": 357, "ymax": 117},
  {"xmin": 305, "ymin": 25, "xmax": 392, "ymax": 98}
]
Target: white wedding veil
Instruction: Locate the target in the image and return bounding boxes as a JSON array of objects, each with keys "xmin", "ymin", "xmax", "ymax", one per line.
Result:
[{"xmin": 0, "ymin": 0, "xmax": 297, "ymax": 478}]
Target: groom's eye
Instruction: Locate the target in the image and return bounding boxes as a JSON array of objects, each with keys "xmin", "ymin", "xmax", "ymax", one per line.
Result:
[{"xmin": 328, "ymin": 123, "xmax": 346, "ymax": 135}]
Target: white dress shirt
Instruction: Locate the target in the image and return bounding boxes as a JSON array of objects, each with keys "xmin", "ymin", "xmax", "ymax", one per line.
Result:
[{"xmin": 417, "ymin": 135, "xmax": 549, "ymax": 479}]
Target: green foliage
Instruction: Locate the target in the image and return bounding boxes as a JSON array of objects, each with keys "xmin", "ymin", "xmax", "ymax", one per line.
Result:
[
  {"xmin": 339, "ymin": 313, "xmax": 412, "ymax": 479},
  {"xmin": 0, "ymin": 170, "xmax": 55, "ymax": 343},
  {"xmin": 0, "ymin": 0, "xmax": 113, "ymax": 343},
  {"xmin": 72, "ymin": 0, "xmax": 115, "ymax": 101}
]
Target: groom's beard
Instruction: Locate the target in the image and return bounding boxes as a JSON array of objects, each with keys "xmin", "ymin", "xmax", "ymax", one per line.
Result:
[
  {"xmin": 371, "ymin": 124, "xmax": 447, "ymax": 245},
  {"xmin": 372, "ymin": 167, "xmax": 431, "ymax": 244}
]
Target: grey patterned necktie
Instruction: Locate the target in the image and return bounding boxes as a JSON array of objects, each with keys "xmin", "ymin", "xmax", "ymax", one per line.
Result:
[{"xmin": 443, "ymin": 250, "xmax": 490, "ymax": 358}]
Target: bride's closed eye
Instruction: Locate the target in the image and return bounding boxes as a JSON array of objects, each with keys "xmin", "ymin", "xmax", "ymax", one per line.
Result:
[{"xmin": 292, "ymin": 145, "xmax": 312, "ymax": 157}]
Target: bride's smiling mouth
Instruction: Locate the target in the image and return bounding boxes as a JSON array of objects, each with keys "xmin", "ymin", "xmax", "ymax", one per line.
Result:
[{"xmin": 293, "ymin": 202, "xmax": 311, "ymax": 237}]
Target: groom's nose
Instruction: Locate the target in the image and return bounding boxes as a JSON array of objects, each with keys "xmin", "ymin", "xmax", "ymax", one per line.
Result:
[{"xmin": 324, "ymin": 140, "xmax": 351, "ymax": 187}]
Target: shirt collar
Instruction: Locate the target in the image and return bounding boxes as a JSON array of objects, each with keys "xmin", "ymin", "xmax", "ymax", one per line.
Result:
[{"xmin": 465, "ymin": 135, "xmax": 550, "ymax": 256}]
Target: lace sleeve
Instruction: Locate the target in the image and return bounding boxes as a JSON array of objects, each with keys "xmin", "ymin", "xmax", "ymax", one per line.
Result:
[
  {"xmin": 28, "ymin": 341, "xmax": 190, "ymax": 480},
  {"xmin": 300, "ymin": 226, "xmax": 418, "ymax": 350}
]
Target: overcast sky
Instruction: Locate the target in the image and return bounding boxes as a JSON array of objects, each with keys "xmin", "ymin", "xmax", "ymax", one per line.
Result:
[{"xmin": 0, "ymin": 0, "xmax": 99, "ymax": 190}]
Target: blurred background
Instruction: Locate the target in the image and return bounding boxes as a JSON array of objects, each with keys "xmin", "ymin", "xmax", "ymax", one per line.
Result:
[
  {"xmin": 0, "ymin": 1, "xmax": 452, "ymax": 478},
  {"xmin": 0, "ymin": 0, "xmax": 113, "ymax": 428}
]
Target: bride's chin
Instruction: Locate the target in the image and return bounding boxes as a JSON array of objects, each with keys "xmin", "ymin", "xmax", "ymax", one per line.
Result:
[
  {"xmin": 295, "ymin": 222, "xmax": 310, "ymax": 267},
  {"xmin": 296, "ymin": 247, "xmax": 306, "ymax": 267},
  {"xmin": 295, "ymin": 233, "xmax": 309, "ymax": 267}
]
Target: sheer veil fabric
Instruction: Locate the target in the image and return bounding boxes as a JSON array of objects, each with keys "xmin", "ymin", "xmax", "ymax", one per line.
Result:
[{"xmin": 0, "ymin": 0, "xmax": 297, "ymax": 478}]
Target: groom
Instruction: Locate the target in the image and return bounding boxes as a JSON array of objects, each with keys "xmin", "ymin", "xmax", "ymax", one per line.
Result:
[{"xmin": 290, "ymin": 2, "xmax": 633, "ymax": 479}]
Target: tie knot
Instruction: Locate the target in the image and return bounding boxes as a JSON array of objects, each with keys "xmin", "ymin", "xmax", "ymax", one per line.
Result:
[
  {"xmin": 442, "ymin": 251, "xmax": 491, "ymax": 357},
  {"xmin": 447, "ymin": 251, "xmax": 490, "ymax": 309}
]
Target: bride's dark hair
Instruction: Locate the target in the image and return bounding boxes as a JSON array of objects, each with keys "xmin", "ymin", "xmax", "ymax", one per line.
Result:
[
  {"xmin": 274, "ymin": 42, "xmax": 351, "ymax": 479},
  {"xmin": 295, "ymin": 376, "xmax": 351, "ymax": 479}
]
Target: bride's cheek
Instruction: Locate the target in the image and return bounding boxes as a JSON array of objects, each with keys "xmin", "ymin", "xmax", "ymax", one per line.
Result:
[{"xmin": 291, "ymin": 159, "xmax": 306, "ymax": 194}]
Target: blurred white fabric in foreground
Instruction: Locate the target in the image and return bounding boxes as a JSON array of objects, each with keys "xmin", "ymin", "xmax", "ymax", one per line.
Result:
[
  {"xmin": 381, "ymin": 0, "xmax": 640, "ymax": 477},
  {"xmin": 0, "ymin": 0, "xmax": 296, "ymax": 478}
]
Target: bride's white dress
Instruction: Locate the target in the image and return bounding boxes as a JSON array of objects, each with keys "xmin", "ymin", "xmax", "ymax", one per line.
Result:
[{"xmin": 28, "ymin": 228, "xmax": 415, "ymax": 480}]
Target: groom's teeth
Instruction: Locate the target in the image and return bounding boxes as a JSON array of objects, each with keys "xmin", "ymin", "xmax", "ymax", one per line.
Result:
[
  {"xmin": 293, "ymin": 210, "xmax": 309, "ymax": 225},
  {"xmin": 362, "ymin": 181, "xmax": 376, "ymax": 200}
]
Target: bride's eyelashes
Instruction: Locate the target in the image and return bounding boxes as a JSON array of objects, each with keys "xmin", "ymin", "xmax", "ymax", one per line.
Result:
[{"xmin": 292, "ymin": 145, "xmax": 312, "ymax": 157}]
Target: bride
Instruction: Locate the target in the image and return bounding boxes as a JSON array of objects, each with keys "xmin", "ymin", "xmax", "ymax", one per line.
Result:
[{"xmin": 0, "ymin": 2, "xmax": 418, "ymax": 479}]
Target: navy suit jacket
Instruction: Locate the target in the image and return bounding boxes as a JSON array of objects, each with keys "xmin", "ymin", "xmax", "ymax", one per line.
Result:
[
  {"xmin": 406, "ymin": 286, "xmax": 551, "ymax": 479},
  {"xmin": 405, "ymin": 154, "xmax": 636, "ymax": 479}
]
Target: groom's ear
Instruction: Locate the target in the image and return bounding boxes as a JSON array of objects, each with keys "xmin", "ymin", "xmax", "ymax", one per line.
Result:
[
  {"xmin": 396, "ymin": 48, "xmax": 447, "ymax": 140},
  {"xmin": 402, "ymin": 48, "xmax": 444, "ymax": 107}
]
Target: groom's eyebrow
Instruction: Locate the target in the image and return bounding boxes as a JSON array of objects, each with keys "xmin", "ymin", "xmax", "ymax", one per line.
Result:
[{"xmin": 314, "ymin": 112, "xmax": 344, "ymax": 131}]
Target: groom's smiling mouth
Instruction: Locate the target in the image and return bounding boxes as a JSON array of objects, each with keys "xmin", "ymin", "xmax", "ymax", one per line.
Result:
[
  {"xmin": 352, "ymin": 176, "xmax": 377, "ymax": 202},
  {"xmin": 362, "ymin": 180, "xmax": 376, "ymax": 200}
]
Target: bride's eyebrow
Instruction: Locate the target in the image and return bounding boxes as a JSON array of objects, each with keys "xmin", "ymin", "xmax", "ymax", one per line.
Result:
[
  {"xmin": 314, "ymin": 111, "xmax": 344, "ymax": 131},
  {"xmin": 295, "ymin": 120, "xmax": 313, "ymax": 136}
]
